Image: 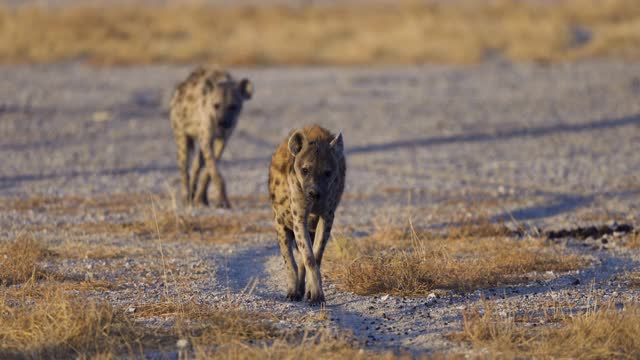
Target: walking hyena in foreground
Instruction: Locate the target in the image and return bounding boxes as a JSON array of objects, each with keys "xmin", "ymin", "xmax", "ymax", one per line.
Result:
[
  {"xmin": 269, "ymin": 125, "xmax": 346, "ymax": 305},
  {"xmin": 170, "ymin": 66, "xmax": 253, "ymax": 208}
]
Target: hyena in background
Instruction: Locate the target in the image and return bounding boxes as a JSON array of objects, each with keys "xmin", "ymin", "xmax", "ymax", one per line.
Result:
[
  {"xmin": 268, "ymin": 125, "xmax": 346, "ymax": 305},
  {"xmin": 170, "ymin": 66, "xmax": 253, "ymax": 208}
]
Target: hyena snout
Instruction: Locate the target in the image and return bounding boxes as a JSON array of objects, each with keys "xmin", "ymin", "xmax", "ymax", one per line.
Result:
[
  {"xmin": 306, "ymin": 187, "xmax": 323, "ymax": 201},
  {"xmin": 219, "ymin": 118, "xmax": 234, "ymax": 129}
]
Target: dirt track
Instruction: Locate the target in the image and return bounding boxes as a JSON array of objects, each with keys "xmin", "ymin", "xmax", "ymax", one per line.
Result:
[{"xmin": 1, "ymin": 61, "xmax": 640, "ymax": 355}]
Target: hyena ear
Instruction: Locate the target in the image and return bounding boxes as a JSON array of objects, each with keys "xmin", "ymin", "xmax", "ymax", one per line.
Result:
[
  {"xmin": 288, "ymin": 130, "xmax": 305, "ymax": 156},
  {"xmin": 238, "ymin": 78, "xmax": 253, "ymax": 100},
  {"xmin": 202, "ymin": 79, "xmax": 214, "ymax": 96},
  {"xmin": 330, "ymin": 132, "xmax": 344, "ymax": 155}
]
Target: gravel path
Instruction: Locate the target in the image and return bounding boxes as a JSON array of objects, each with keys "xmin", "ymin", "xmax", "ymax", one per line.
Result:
[{"xmin": 1, "ymin": 61, "xmax": 640, "ymax": 355}]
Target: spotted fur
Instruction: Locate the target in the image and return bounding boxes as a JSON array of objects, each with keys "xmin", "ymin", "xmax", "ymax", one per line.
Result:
[
  {"xmin": 169, "ymin": 66, "xmax": 253, "ymax": 207},
  {"xmin": 268, "ymin": 124, "xmax": 346, "ymax": 305}
]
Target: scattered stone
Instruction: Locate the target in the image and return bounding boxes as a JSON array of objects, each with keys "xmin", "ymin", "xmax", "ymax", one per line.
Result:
[{"xmin": 92, "ymin": 111, "xmax": 111, "ymax": 122}]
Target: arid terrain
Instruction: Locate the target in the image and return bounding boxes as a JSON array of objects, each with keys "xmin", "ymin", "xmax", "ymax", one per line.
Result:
[{"xmin": 1, "ymin": 60, "xmax": 639, "ymax": 358}]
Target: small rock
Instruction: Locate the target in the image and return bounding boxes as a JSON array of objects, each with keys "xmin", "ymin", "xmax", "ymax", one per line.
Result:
[
  {"xmin": 613, "ymin": 291, "xmax": 619, "ymax": 297},
  {"xmin": 176, "ymin": 338, "xmax": 188, "ymax": 349},
  {"xmin": 380, "ymin": 294, "xmax": 390, "ymax": 301},
  {"xmin": 127, "ymin": 307, "xmax": 136, "ymax": 314},
  {"xmin": 92, "ymin": 111, "xmax": 111, "ymax": 122}
]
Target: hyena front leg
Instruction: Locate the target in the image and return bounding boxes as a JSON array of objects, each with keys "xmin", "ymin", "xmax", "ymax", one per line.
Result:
[
  {"xmin": 189, "ymin": 150, "xmax": 205, "ymax": 204},
  {"xmin": 313, "ymin": 214, "xmax": 334, "ymax": 269},
  {"xmin": 293, "ymin": 240, "xmax": 307, "ymax": 301},
  {"xmin": 175, "ymin": 134, "xmax": 194, "ymax": 205},
  {"xmin": 291, "ymin": 207, "xmax": 324, "ymax": 305},
  {"xmin": 199, "ymin": 134, "xmax": 230, "ymax": 209},
  {"xmin": 276, "ymin": 220, "xmax": 300, "ymax": 301},
  {"xmin": 192, "ymin": 151, "xmax": 211, "ymax": 207},
  {"xmin": 193, "ymin": 137, "xmax": 226, "ymax": 206},
  {"xmin": 213, "ymin": 137, "xmax": 227, "ymax": 161}
]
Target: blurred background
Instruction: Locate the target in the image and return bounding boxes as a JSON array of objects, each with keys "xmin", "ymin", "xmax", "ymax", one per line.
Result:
[{"xmin": 0, "ymin": 0, "xmax": 638, "ymax": 66}]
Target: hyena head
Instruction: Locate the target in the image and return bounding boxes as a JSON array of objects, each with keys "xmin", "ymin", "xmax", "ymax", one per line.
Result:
[
  {"xmin": 288, "ymin": 130, "xmax": 344, "ymax": 206},
  {"xmin": 202, "ymin": 76, "xmax": 253, "ymax": 134}
]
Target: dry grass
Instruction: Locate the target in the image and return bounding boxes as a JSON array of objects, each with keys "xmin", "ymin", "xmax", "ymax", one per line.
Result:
[
  {"xmin": 619, "ymin": 271, "xmax": 640, "ymax": 289},
  {"xmin": 328, "ymin": 220, "xmax": 585, "ymax": 296},
  {"xmin": 0, "ymin": 234, "xmax": 50, "ymax": 286},
  {"xmin": 53, "ymin": 242, "xmax": 145, "ymax": 260},
  {"xmin": 0, "ymin": 193, "xmax": 151, "ymax": 216},
  {"xmin": 0, "ymin": 1, "xmax": 639, "ymax": 66},
  {"xmin": 625, "ymin": 231, "xmax": 640, "ymax": 249},
  {"xmin": 5, "ymin": 193, "xmax": 272, "ymax": 243},
  {"xmin": 0, "ymin": 286, "xmax": 139, "ymax": 359},
  {"xmin": 0, "ymin": 282, "xmax": 382, "ymax": 359},
  {"xmin": 456, "ymin": 300, "xmax": 640, "ymax": 359},
  {"xmin": 135, "ymin": 208, "xmax": 271, "ymax": 243},
  {"xmin": 192, "ymin": 333, "xmax": 385, "ymax": 360}
]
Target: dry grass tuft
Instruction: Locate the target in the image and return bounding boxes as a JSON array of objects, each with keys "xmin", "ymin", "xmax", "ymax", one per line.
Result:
[
  {"xmin": 192, "ymin": 332, "xmax": 380, "ymax": 360},
  {"xmin": 0, "ymin": 286, "xmax": 139, "ymax": 359},
  {"xmin": 1, "ymin": 193, "xmax": 151, "ymax": 216},
  {"xmin": 456, "ymin": 300, "xmax": 640, "ymax": 358},
  {"xmin": 328, "ymin": 220, "xmax": 585, "ymax": 296},
  {"xmin": 53, "ymin": 242, "xmax": 144, "ymax": 260},
  {"xmin": 0, "ymin": 284, "xmax": 374, "ymax": 359},
  {"xmin": 0, "ymin": 234, "xmax": 50, "ymax": 286},
  {"xmin": 132, "ymin": 301, "xmax": 278, "ymax": 343},
  {"xmin": 0, "ymin": 1, "xmax": 639, "ymax": 66},
  {"xmin": 619, "ymin": 271, "xmax": 640, "ymax": 289},
  {"xmin": 11, "ymin": 193, "xmax": 272, "ymax": 243},
  {"xmin": 135, "ymin": 209, "xmax": 272, "ymax": 243},
  {"xmin": 626, "ymin": 231, "xmax": 640, "ymax": 249}
]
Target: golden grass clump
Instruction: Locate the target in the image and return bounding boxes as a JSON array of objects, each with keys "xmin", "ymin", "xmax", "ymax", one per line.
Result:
[
  {"xmin": 328, "ymin": 221, "xmax": 585, "ymax": 296},
  {"xmin": 0, "ymin": 284, "xmax": 376, "ymax": 359},
  {"xmin": 626, "ymin": 231, "xmax": 640, "ymax": 249},
  {"xmin": 192, "ymin": 332, "xmax": 382, "ymax": 360},
  {"xmin": 0, "ymin": 287, "xmax": 138, "ymax": 359},
  {"xmin": 457, "ymin": 301, "xmax": 640, "ymax": 358},
  {"xmin": 10, "ymin": 193, "xmax": 272, "ymax": 243},
  {"xmin": 136, "ymin": 208, "xmax": 272, "ymax": 242},
  {"xmin": 0, "ymin": 0, "xmax": 639, "ymax": 66},
  {"xmin": 0, "ymin": 234, "xmax": 49, "ymax": 286}
]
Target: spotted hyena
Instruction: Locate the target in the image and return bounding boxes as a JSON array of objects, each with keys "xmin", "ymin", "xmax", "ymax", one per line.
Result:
[
  {"xmin": 268, "ymin": 124, "xmax": 346, "ymax": 305},
  {"xmin": 170, "ymin": 66, "xmax": 253, "ymax": 208}
]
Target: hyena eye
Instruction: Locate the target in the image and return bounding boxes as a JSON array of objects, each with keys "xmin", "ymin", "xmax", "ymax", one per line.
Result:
[
  {"xmin": 301, "ymin": 168, "xmax": 309, "ymax": 176},
  {"xmin": 213, "ymin": 103, "xmax": 221, "ymax": 110},
  {"xmin": 324, "ymin": 170, "xmax": 332, "ymax": 177}
]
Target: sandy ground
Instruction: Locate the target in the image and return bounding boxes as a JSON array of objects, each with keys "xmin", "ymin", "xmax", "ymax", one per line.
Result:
[{"xmin": 1, "ymin": 61, "xmax": 640, "ymax": 355}]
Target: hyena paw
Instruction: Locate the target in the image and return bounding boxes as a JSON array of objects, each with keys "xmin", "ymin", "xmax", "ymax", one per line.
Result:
[
  {"xmin": 307, "ymin": 289, "xmax": 325, "ymax": 306},
  {"xmin": 286, "ymin": 289, "xmax": 303, "ymax": 302},
  {"xmin": 215, "ymin": 198, "xmax": 231, "ymax": 209}
]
